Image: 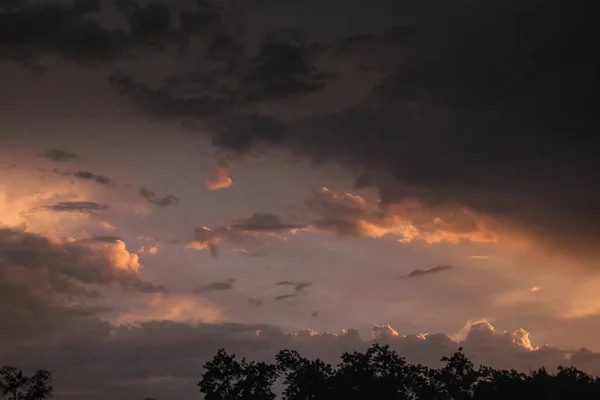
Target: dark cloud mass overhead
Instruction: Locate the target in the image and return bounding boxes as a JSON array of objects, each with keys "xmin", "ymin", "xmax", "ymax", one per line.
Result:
[{"xmin": 103, "ymin": 0, "xmax": 600, "ymax": 259}]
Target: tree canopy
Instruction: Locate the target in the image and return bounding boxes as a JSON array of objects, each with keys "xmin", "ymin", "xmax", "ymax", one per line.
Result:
[
  {"xmin": 0, "ymin": 366, "xmax": 52, "ymax": 400},
  {"xmin": 199, "ymin": 344, "xmax": 600, "ymax": 399}
]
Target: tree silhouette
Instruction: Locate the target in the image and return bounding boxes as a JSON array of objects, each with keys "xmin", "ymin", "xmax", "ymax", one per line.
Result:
[
  {"xmin": 0, "ymin": 366, "xmax": 53, "ymax": 400},
  {"xmin": 198, "ymin": 349, "xmax": 278, "ymax": 400},
  {"xmin": 199, "ymin": 345, "xmax": 600, "ymax": 399}
]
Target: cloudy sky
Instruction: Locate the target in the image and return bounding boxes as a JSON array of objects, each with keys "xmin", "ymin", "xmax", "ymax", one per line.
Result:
[{"xmin": 1, "ymin": 0, "xmax": 599, "ymax": 398}]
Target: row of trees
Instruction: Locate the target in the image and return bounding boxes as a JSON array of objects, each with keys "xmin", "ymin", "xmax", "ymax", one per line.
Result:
[
  {"xmin": 199, "ymin": 345, "xmax": 600, "ymax": 399},
  {"xmin": 3, "ymin": 345, "xmax": 600, "ymax": 399}
]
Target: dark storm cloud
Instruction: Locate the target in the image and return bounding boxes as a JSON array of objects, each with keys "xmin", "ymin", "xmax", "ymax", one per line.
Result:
[
  {"xmin": 5, "ymin": 1, "xmax": 599, "ymax": 256},
  {"xmin": 193, "ymin": 278, "xmax": 236, "ymax": 293},
  {"xmin": 239, "ymin": 29, "xmax": 333, "ymax": 101},
  {"xmin": 42, "ymin": 149, "xmax": 78, "ymax": 162},
  {"xmin": 107, "ymin": 0, "xmax": 600, "ymax": 259},
  {"xmin": 0, "ymin": 0, "xmax": 125, "ymax": 65},
  {"xmin": 404, "ymin": 265, "xmax": 454, "ymax": 279},
  {"xmin": 43, "ymin": 201, "xmax": 110, "ymax": 213},
  {"xmin": 138, "ymin": 186, "xmax": 179, "ymax": 207},
  {"xmin": 0, "ymin": 0, "xmax": 209, "ymax": 65}
]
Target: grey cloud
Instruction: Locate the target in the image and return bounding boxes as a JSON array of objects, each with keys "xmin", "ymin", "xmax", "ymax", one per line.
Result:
[
  {"xmin": 43, "ymin": 201, "xmax": 110, "ymax": 213},
  {"xmin": 193, "ymin": 278, "xmax": 236, "ymax": 294},
  {"xmin": 0, "ymin": 226, "xmax": 165, "ymax": 345},
  {"xmin": 139, "ymin": 186, "xmax": 179, "ymax": 207},
  {"xmin": 3, "ymin": 318, "xmax": 599, "ymax": 400},
  {"xmin": 277, "ymin": 281, "xmax": 312, "ymax": 292},
  {"xmin": 274, "ymin": 293, "xmax": 296, "ymax": 301},
  {"xmin": 89, "ymin": 235, "xmax": 123, "ymax": 243},
  {"xmin": 405, "ymin": 265, "xmax": 454, "ymax": 279},
  {"xmin": 227, "ymin": 213, "xmax": 307, "ymax": 232},
  {"xmin": 42, "ymin": 149, "xmax": 78, "ymax": 162},
  {"xmin": 247, "ymin": 298, "xmax": 264, "ymax": 306},
  {"xmin": 72, "ymin": 170, "xmax": 114, "ymax": 186},
  {"xmin": 275, "ymin": 281, "xmax": 311, "ymax": 301}
]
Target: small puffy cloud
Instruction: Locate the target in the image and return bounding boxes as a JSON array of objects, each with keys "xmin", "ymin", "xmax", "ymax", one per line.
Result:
[
  {"xmin": 193, "ymin": 279, "xmax": 236, "ymax": 294},
  {"xmin": 138, "ymin": 245, "xmax": 160, "ymax": 255},
  {"xmin": 100, "ymin": 221, "xmax": 118, "ymax": 231},
  {"xmin": 42, "ymin": 149, "xmax": 78, "ymax": 162},
  {"xmin": 184, "ymin": 227, "xmax": 221, "ymax": 258},
  {"xmin": 372, "ymin": 324, "xmax": 399, "ymax": 339},
  {"xmin": 205, "ymin": 163, "xmax": 233, "ymax": 191},
  {"xmin": 138, "ymin": 186, "xmax": 179, "ymax": 207},
  {"xmin": 405, "ymin": 265, "xmax": 454, "ymax": 278},
  {"xmin": 104, "ymin": 240, "xmax": 141, "ymax": 272}
]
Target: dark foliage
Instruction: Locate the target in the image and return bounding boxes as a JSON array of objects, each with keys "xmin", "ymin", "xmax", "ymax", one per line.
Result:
[
  {"xmin": 199, "ymin": 345, "xmax": 600, "ymax": 399},
  {"xmin": 0, "ymin": 366, "xmax": 52, "ymax": 400}
]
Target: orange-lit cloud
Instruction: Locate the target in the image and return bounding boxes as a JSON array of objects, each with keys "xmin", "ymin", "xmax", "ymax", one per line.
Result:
[
  {"xmin": 116, "ymin": 293, "xmax": 222, "ymax": 324},
  {"xmin": 184, "ymin": 227, "xmax": 221, "ymax": 257},
  {"xmin": 306, "ymin": 186, "xmax": 499, "ymax": 245},
  {"xmin": 205, "ymin": 163, "xmax": 233, "ymax": 191},
  {"xmin": 372, "ymin": 324, "xmax": 399, "ymax": 339}
]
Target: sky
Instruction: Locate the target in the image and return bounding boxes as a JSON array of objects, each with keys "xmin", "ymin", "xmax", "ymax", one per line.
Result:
[{"xmin": 0, "ymin": 0, "xmax": 599, "ymax": 398}]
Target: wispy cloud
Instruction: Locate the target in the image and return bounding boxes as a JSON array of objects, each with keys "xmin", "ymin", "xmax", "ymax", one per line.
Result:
[
  {"xmin": 403, "ymin": 265, "xmax": 454, "ymax": 279},
  {"xmin": 247, "ymin": 298, "xmax": 264, "ymax": 306},
  {"xmin": 43, "ymin": 201, "xmax": 110, "ymax": 213},
  {"xmin": 139, "ymin": 186, "xmax": 179, "ymax": 207},
  {"xmin": 193, "ymin": 279, "xmax": 236, "ymax": 294},
  {"xmin": 42, "ymin": 149, "xmax": 78, "ymax": 162}
]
